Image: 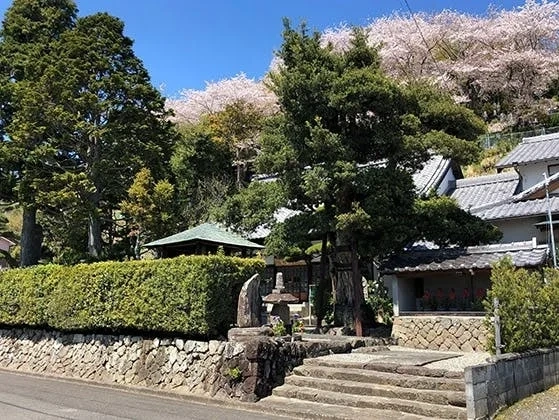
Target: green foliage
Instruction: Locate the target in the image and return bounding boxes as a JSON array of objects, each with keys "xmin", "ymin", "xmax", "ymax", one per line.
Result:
[
  {"xmin": 171, "ymin": 124, "xmax": 234, "ymax": 227},
  {"xmin": 364, "ymin": 277, "xmax": 393, "ymax": 326},
  {"xmin": 270, "ymin": 317, "xmax": 287, "ymax": 336},
  {"xmin": 220, "ymin": 180, "xmax": 286, "ymax": 236},
  {"xmin": 487, "ymin": 258, "xmax": 559, "ymax": 354},
  {"xmin": 226, "ymin": 366, "xmax": 242, "ymax": 381},
  {"xmin": 119, "ymin": 168, "xmax": 176, "ymax": 258},
  {"xmin": 0, "ymin": 255, "xmax": 264, "ymax": 338},
  {"xmin": 414, "ymin": 194, "xmax": 502, "ymax": 247}
]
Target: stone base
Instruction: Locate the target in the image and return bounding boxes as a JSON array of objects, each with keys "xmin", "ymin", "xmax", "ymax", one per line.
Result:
[{"xmin": 228, "ymin": 326, "xmax": 273, "ymax": 342}]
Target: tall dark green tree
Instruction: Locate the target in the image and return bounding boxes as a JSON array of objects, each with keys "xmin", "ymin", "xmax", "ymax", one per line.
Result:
[
  {"xmin": 0, "ymin": 0, "xmax": 77, "ymax": 266},
  {"xmin": 258, "ymin": 22, "xmax": 498, "ymax": 334},
  {"xmin": 37, "ymin": 12, "xmax": 176, "ymax": 260}
]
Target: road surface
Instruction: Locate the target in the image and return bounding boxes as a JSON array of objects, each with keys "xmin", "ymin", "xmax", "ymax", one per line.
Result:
[{"xmin": 0, "ymin": 370, "xmax": 291, "ymax": 420}]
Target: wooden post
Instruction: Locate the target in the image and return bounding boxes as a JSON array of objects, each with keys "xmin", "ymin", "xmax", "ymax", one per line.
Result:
[{"xmin": 493, "ymin": 297, "xmax": 502, "ymax": 356}]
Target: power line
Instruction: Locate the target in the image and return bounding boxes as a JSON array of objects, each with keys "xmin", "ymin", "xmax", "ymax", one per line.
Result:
[{"xmin": 401, "ymin": 0, "xmax": 447, "ymax": 85}]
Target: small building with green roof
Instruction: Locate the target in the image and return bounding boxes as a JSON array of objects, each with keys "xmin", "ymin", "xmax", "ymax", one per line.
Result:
[{"xmin": 144, "ymin": 223, "xmax": 264, "ymax": 258}]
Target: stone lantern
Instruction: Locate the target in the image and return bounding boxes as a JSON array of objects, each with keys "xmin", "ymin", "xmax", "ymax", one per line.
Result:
[{"xmin": 263, "ymin": 272, "xmax": 298, "ymax": 329}]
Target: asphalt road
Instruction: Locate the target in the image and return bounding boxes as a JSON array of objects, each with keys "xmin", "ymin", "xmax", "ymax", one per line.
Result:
[{"xmin": 0, "ymin": 370, "xmax": 291, "ymax": 420}]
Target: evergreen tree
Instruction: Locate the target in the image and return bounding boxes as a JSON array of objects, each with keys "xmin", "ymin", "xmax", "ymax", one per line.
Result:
[
  {"xmin": 258, "ymin": 22, "xmax": 497, "ymax": 334},
  {"xmin": 34, "ymin": 12, "xmax": 176, "ymax": 260},
  {"xmin": 0, "ymin": 0, "xmax": 77, "ymax": 266}
]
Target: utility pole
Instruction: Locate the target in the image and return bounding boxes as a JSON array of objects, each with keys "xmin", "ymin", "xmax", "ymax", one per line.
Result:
[{"xmin": 544, "ymin": 172, "xmax": 557, "ymax": 268}]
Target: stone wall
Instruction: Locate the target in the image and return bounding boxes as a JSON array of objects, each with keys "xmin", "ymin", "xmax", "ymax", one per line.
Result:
[
  {"xmin": 465, "ymin": 347, "xmax": 559, "ymax": 419},
  {"xmin": 392, "ymin": 315, "xmax": 487, "ymax": 352},
  {"xmin": 0, "ymin": 328, "xmax": 359, "ymax": 402}
]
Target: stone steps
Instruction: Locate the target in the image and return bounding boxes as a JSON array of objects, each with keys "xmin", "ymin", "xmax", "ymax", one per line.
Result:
[
  {"xmin": 258, "ymin": 352, "xmax": 468, "ymax": 419},
  {"xmin": 303, "ymin": 357, "xmax": 465, "ymax": 379},
  {"xmin": 271, "ymin": 385, "xmax": 466, "ymax": 419},
  {"xmin": 258, "ymin": 395, "xmax": 432, "ymax": 420},
  {"xmin": 286, "ymin": 374, "xmax": 466, "ymax": 407},
  {"xmin": 295, "ymin": 364, "xmax": 465, "ymax": 392}
]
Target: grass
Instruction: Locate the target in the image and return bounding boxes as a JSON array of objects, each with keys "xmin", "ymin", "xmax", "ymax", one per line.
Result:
[{"xmin": 495, "ymin": 385, "xmax": 559, "ymax": 419}]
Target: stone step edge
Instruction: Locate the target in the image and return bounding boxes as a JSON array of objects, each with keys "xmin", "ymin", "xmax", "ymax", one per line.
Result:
[
  {"xmin": 273, "ymin": 384, "xmax": 467, "ymax": 420},
  {"xmin": 294, "ymin": 365, "xmax": 466, "ymax": 391},
  {"xmin": 286, "ymin": 374, "xmax": 466, "ymax": 407},
  {"xmin": 257, "ymin": 395, "xmax": 432, "ymax": 420},
  {"xmin": 303, "ymin": 358, "xmax": 464, "ymax": 379}
]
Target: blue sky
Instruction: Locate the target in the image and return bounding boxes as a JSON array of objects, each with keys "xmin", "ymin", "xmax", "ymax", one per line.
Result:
[{"xmin": 0, "ymin": 0, "xmax": 526, "ymax": 97}]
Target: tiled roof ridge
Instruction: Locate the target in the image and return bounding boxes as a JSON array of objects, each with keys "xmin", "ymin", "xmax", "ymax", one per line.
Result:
[
  {"xmin": 469, "ymin": 171, "xmax": 559, "ymax": 215},
  {"xmin": 456, "ymin": 171, "xmax": 518, "ymax": 188},
  {"xmin": 407, "ymin": 239, "xmax": 540, "ymax": 255},
  {"xmin": 466, "ymin": 240, "xmax": 544, "ymax": 254},
  {"xmin": 522, "ymin": 132, "xmax": 559, "ymax": 143}
]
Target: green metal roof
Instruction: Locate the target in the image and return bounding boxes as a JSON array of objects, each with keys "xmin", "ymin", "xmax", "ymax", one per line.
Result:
[{"xmin": 144, "ymin": 223, "xmax": 264, "ymax": 249}]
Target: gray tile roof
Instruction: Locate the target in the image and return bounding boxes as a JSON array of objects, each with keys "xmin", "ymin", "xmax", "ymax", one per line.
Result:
[
  {"xmin": 450, "ymin": 172, "xmax": 519, "ymax": 210},
  {"xmin": 413, "ymin": 155, "xmax": 453, "ymax": 195},
  {"xmin": 472, "ymin": 195, "xmax": 559, "ymax": 220},
  {"xmin": 384, "ymin": 241, "xmax": 548, "ymax": 274},
  {"xmin": 496, "ymin": 133, "xmax": 559, "ymax": 169}
]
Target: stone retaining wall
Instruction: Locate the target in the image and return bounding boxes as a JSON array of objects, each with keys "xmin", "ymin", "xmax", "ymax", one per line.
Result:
[
  {"xmin": 0, "ymin": 328, "xmax": 361, "ymax": 402},
  {"xmin": 465, "ymin": 347, "xmax": 559, "ymax": 419},
  {"xmin": 392, "ymin": 315, "xmax": 487, "ymax": 352}
]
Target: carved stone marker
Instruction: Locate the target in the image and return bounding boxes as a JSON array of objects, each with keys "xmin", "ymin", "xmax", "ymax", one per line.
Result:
[{"xmin": 237, "ymin": 274, "xmax": 262, "ymax": 328}]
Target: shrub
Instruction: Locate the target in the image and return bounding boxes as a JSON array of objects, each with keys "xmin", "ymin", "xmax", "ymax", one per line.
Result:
[
  {"xmin": 486, "ymin": 258, "xmax": 559, "ymax": 353},
  {"xmin": 0, "ymin": 255, "xmax": 264, "ymax": 338}
]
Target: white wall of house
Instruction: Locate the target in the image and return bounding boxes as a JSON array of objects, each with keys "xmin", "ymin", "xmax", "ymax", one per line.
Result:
[
  {"xmin": 493, "ymin": 217, "xmax": 555, "ymax": 245},
  {"xmin": 389, "ymin": 272, "xmax": 492, "ymax": 315},
  {"xmin": 517, "ymin": 160, "xmax": 559, "ymax": 191}
]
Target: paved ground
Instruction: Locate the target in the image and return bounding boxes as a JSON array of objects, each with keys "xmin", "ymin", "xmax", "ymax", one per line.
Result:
[
  {"xmin": 496, "ymin": 385, "xmax": 559, "ymax": 420},
  {"xmin": 324, "ymin": 345, "xmax": 491, "ymax": 371},
  {"xmin": 0, "ymin": 370, "xmax": 290, "ymax": 420}
]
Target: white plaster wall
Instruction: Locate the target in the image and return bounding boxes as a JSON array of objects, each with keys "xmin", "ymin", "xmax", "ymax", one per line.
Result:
[
  {"xmin": 517, "ymin": 160, "xmax": 559, "ymax": 190},
  {"xmin": 494, "ymin": 217, "xmax": 553, "ymax": 245}
]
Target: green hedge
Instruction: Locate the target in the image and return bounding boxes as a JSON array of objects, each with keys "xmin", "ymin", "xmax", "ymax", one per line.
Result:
[
  {"xmin": 0, "ymin": 255, "xmax": 264, "ymax": 338},
  {"xmin": 487, "ymin": 258, "xmax": 559, "ymax": 353}
]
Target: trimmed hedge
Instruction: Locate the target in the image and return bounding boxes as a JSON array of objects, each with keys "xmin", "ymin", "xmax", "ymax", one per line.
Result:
[
  {"xmin": 0, "ymin": 255, "xmax": 264, "ymax": 338},
  {"xmin": 487, "ymin": 258, "xmax": 559, "ymax": 353}
]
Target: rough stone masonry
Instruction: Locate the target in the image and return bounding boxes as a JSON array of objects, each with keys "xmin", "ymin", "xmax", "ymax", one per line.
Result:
[{"xmin": 0, "ymin": 328, "xmax": 363, "ymax": 401}]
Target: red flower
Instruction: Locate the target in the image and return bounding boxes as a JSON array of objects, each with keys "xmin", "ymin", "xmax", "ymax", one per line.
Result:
[{"xmin": 448, "ymin": 288, "xmax": 456, "ymax": 301}]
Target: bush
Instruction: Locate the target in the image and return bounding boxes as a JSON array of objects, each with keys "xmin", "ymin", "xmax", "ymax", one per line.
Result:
[
  {"xmin": 0, "ymin": 255, "xmax": 264, "ymax": 338},
  {"xmin": 487, "ymin": 258, "xmax": 559, "ymax": 353}
]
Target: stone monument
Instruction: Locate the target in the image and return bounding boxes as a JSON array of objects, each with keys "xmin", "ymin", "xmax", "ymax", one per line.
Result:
[{"xmin": 236, "ymin": 274, "xmax": 262, "ymax": 327}]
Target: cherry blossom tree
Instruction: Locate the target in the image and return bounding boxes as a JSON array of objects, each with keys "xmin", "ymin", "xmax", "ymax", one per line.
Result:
[
  {"xmin": 166, "ymin": 73, "xmax": 278, "ymax": 123},
  {"xmin": 322, "ymin": 1, "xmax": 559, "ymax": 129}
]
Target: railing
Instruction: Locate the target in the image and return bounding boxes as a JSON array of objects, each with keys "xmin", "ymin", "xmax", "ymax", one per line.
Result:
[{"xmin": 479, "ymin": 126, "xmax": 559, "ymax": 149}]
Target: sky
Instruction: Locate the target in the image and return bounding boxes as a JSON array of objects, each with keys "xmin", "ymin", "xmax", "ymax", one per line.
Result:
[{"xmin": 0, "ymin": 0, "xmax": 527, "ymax": 97}]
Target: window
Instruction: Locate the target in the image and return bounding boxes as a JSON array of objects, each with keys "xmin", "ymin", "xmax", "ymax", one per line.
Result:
[{"xmin": 548, "ymin": 164, "xmax": 559, "ymax": 176}]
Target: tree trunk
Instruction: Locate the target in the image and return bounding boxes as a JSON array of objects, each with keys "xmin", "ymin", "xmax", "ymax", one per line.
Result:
[
  {"xmin": 331, "ymin": 231, "xmax": 354, "ymax": 329},
  {"xmin": 20, "ymin": 206, "xmax": 42, "ymax": 267},
  {"xmin": 133, "ymin": 229, "xmax": 141, "ymax": 259},
  {"xmin": 315, "ymin": 233, "xmax": 330, "ymax": 330},
  {"xmin": 87, "ymin": 135, "xmax": 102, "ymax": 259},
  {"xmin": 87, "ymin": 207, "xmax": 102, "ymax": 259},
  {"xmin": 351, "ymin": 236, "xmax": 364, "ymax": 337}
]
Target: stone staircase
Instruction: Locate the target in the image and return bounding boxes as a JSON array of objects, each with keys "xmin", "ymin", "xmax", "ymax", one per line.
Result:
[{"xmin": 257, "ymin": 355, "xmax": 467, "ymax": 419}]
